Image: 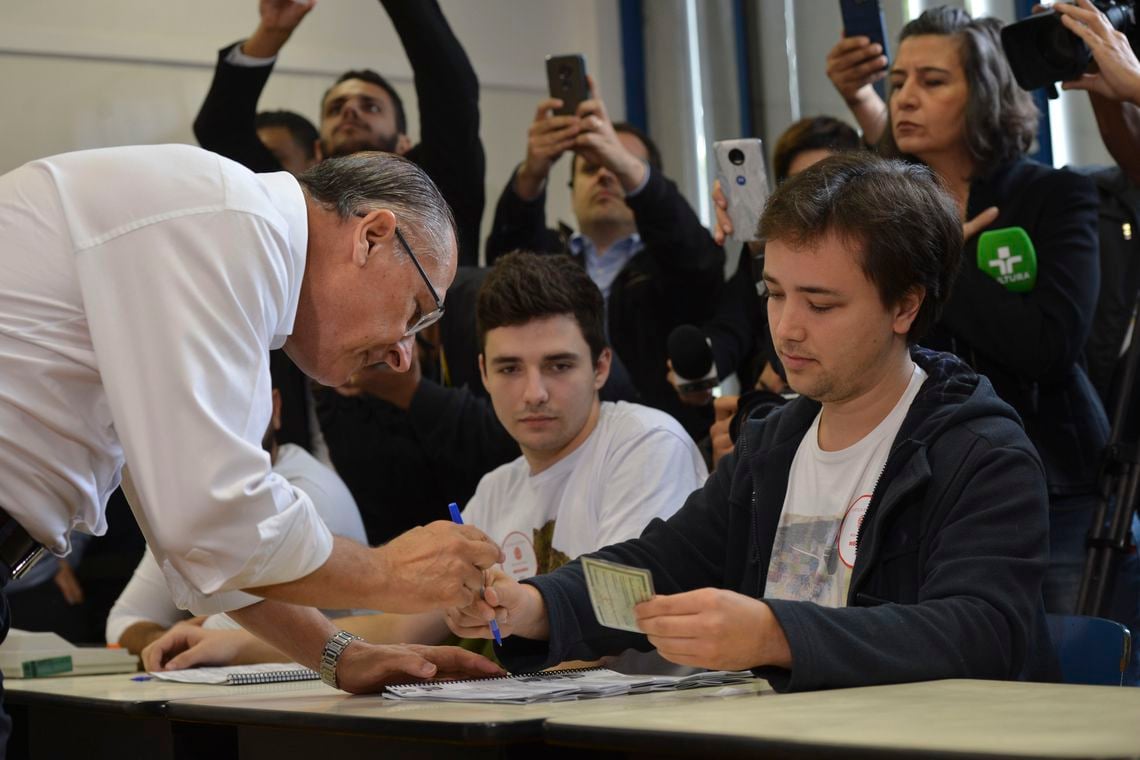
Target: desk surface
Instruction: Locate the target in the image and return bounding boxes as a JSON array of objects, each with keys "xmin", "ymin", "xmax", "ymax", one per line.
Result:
[
  {"xmin": 544, "ymin": 678, "xmax": 1140, "ymax": 758},
  {"xmin": 5, "ymin": 672, "xmax": 331, "ymax": 715}
]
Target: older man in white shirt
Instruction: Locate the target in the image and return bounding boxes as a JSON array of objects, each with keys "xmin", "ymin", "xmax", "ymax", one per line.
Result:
[{"xmin": 0, "ymin": 144, "xmax": 504, "ymax": 724}]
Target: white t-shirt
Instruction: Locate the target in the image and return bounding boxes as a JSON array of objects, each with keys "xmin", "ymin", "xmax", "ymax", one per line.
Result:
[
  {"xmin": 0, "ymin": 145, "xmax": 331, "ymax": 615},
  {"xmin": 765, "ymin": 364, "xmax": 927, "ymax": 607},
  {"xmin": 462, "ymin": 401, "xmax": 707, "ymax": 579},
  {"xmin": 105, "ymin": 444, "xmax": 366, "ymax": 643}
]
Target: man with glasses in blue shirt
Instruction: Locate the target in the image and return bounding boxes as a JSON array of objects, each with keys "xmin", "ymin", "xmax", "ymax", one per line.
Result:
[{"xmin": 0, "ymin": 144, "xmax": 504, "ymax": 748}]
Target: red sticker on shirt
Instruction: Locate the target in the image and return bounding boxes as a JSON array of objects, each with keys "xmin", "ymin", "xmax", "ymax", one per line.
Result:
[
  {"xmin": 838, "ymin": 495, "xmax": 871, "ymax": 568},
  {"xmin": 501, "ymin": 530, "xmax": 538, "ymax": 580}
]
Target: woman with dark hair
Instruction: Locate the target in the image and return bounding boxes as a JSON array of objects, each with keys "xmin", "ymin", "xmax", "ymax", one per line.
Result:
[{"xmin": 829, "ymin": 6, "xmax": 1106, "ymax": 615}]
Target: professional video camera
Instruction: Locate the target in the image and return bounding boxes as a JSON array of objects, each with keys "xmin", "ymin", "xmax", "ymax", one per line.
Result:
[{"xmin": 1001, "ymin": 1, "xmax": 1137, "ymax": 92}]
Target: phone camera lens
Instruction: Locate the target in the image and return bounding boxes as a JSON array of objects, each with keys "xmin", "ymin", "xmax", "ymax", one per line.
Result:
[{"xmin": 728, "ymin": 148, "xmax": 746, "ymax": 166}]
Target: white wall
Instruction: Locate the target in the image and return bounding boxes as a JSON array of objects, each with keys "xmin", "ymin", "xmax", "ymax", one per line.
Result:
[{"xmin": 0, "ymin": 0, "xmax": 626, "ymax": 258}]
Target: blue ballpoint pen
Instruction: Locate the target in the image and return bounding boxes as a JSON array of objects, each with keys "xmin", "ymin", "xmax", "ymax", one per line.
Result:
[{"xmin": 448, "ymin": 502, "xmax": 503, "ymax": 646}]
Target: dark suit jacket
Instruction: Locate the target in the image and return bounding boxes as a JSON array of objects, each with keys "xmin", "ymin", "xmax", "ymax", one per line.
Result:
[{"xmin": 930, "ymin": 158, "xmax": 1107, "ymax": 495}]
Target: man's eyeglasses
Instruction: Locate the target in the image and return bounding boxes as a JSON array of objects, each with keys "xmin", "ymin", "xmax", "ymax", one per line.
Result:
[{"xmin": 394, "ymin": 227, "xmax": 445, "ymax": 337}]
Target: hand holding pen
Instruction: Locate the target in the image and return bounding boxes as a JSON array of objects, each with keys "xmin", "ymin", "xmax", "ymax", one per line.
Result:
[{"xmin": 448, "ymin": 502, "xmax": 503, "ymax": 646}]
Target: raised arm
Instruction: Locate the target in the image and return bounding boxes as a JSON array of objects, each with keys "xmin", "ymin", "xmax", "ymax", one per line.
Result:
[
  {"xmin": 825, "ymin": 35, "xmax": 890, "ymax": 145},
  {"xmin": 193, "ymin": 0, "xmax": 315, "ymax": 172},
  {"xmin": 381, "ymin": 0, "xmax": 484, "ymax": 265}
]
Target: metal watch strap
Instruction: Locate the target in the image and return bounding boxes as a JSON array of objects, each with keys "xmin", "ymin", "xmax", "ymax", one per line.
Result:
[{"xmin": 319, "ymin": 630, "xmax": 362, "ymax": 689}]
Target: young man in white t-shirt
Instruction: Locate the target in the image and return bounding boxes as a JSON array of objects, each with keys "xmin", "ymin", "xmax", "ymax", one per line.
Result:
[
  {"xmin": 142, "ymin": 251, "xmax": 706, "ymax": 667},
  {"xmin": 359, "ymin": 250, "xmax": 706, "ymax": 646},
  {"xmin": 447, "ymin": 153, "xmax": 1058, "ymax": 690}
]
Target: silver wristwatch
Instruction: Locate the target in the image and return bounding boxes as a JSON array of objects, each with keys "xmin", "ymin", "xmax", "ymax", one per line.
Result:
[{"xmin": 319, "ymin": 630, "xmax": 362, "ymax": 689}]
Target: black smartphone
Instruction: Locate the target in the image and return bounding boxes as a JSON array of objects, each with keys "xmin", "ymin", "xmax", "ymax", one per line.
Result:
[
  {"xmin": 839, "ymin": 0, "xmax": 889, "ymax": 98},
  {"xmin": 839, "ymin": 0, "xmax": 889, "ymax": 56},
  {"xmin": 545, "ymin": 54, "xmax": 590, "ymax": 116}
]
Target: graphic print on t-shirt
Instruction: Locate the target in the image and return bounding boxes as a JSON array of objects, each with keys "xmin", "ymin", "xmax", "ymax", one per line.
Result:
[
  {"xmin": 765, "ymin": 493, "xmax": 869, "ymax": 607},
  {"xmin": 500, "ymin": 521, "xmax": 571, "ymax": 580}
]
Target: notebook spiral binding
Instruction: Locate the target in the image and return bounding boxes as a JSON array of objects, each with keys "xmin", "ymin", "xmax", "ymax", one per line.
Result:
[
  {"xmin": 226, "ymin": 668, "xmax": 320, "ymax": 686},
  {"xmin": 389, "ymin": 666, "xmax": 605, "ymax": 688}
]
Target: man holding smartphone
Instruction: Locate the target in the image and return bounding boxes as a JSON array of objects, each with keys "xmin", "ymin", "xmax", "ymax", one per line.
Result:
[{"xmin": 485, "ymin": 81, "xmax": 725, "ymax": 440}]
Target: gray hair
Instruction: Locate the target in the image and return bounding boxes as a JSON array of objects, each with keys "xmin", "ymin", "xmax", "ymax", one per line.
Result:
[{"xmin": 296, "ymin": 151, "xmax": 456, "ymax": 263}]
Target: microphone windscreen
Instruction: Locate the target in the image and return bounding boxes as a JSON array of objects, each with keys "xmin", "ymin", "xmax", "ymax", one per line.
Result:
[
  {"xmin": 667, "ymin": 325, "xmax": 715, "ymax": 380},
  {"xmin": 976, "ymin": 226, "xmax": 1037, "ymax": 293}
]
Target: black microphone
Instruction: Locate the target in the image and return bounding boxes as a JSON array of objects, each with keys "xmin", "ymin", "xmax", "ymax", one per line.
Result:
[{"xmin": 667, "ymin": 325, "xmax": 719, "ymax": 393}]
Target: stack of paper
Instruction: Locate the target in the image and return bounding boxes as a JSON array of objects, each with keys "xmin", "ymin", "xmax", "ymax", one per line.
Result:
[{"xmin": 383, "ymin": 668, "xmax": 754, "ymax": 704}]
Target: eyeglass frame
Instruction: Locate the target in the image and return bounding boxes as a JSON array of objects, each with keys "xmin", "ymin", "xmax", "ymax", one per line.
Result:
[
  {"xmin": 353, "ymin": 211, "xmax": 445, "ymax": 337},
  {"xmin": 394, "ymin": 227, "xmax": 445, "ymax": 337}
]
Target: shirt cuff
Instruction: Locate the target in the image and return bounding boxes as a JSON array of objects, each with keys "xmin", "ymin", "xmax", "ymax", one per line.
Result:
[
  {"xmin": 625, "ymin": 162, "xmax": 652, "ymax": 198},
  {"xmin": 225, "ymin": 42, "xmax": 276, "ymax": 67}
]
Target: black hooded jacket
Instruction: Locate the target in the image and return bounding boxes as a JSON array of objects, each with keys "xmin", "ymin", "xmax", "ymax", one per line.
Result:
[{"xmin": 499, "ymin": 348, "xmax": 1057, "ymax": 691}]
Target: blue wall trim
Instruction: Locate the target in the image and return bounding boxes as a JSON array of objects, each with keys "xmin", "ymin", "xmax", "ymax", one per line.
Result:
[
  {"xmin": 1013, "ymin": 0, "xmax": 1054, "ymax": 166},
  {"xmin": 619, "ymin": 0, "xmax": 648, "ymax": 131},
  {"xmin": 733, "ymin": 0, "xmax": 753, "ymax": 136}
]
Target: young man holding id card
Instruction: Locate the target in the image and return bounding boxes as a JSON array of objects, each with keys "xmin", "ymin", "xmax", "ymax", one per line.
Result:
[{"xmin": 447, "ymin": 154, "xmax": 1058, "ymax": 691}]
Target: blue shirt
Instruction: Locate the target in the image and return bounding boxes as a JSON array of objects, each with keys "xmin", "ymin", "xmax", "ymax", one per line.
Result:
[{"xmin": 569, "ymin": 233, "xmax": 644, "ymax": 302}]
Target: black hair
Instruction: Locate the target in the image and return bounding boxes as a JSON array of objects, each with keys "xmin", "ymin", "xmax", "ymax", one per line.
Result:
[
  {"xmin": 476, "ymin": 251, "xmax": 607, "ymax": 363},
  {"xmin": 254, "ymin": 110, "xmax": 320, "ymax": 159}
]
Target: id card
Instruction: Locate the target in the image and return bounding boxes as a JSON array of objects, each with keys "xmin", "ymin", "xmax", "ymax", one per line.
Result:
[{"xmin": 581, "ymin": 557, "xmax": 655, "ymax": 632}]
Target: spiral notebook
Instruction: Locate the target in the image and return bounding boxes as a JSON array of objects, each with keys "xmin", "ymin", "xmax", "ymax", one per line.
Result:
[
  {"xmin": 150, "ymin": 663, "xmax": 320, "ymax": 686},
  {"xmin": 383, "ymin": 667, "xmax": 754, "ymax": 704}
]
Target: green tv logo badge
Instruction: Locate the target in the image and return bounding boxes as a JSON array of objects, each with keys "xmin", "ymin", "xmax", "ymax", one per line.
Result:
[{"xmin": 977, "ymin": 226, "xmax": 1037, "ymax": 293}]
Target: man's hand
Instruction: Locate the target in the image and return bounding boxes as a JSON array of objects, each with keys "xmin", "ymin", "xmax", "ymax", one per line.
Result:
[
  {"xmin": 825, "ymin": 35, "xmax": 889, "ymax": 144},
  {"xmin": 710, "ymin": 395, "xmax": 739, "ymax": 469},
  {"xmin": 53, "ymin": 563, "xmax": 84, "ymax": 606},
  {"xmin": 573, "ymin": 82, "xmax": 648, "ymax": 192},
  {"xmin": 963, "ymin": 206, "xmax": 999, "ymax": 241},
  {"xmin": 444, "ymin": 569, "xmax": 550, "ymax": 641},
  {"xmin": 141, "ymin": 624, "xmax": 264, "ymax": 672},
  {"xmin": 334, "ymin": 642, "xmax": 505, "ymax": 694},
  {"xmin": 243, "ymin": 0, "xmax": 316, "ymax": 59},
  {"xmin": 375, "ymin": 522, "xmax": 505, "ymax": 613},
  {"xmin": 515, "ymin": 99, "xmax": 581, "ymax": 201},
  {"xmin": 635, "ymin": 588, "xmax": 791, "ymax": 671},
  {"xmin": 1056, "ymin": 0, "xmax": 1140, "ymax": 105}
]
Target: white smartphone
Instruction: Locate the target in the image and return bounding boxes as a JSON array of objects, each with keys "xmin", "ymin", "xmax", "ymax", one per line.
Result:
[{"xmin": 714, "ymin": 138, "xmax": 769, "ymax": 246}]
